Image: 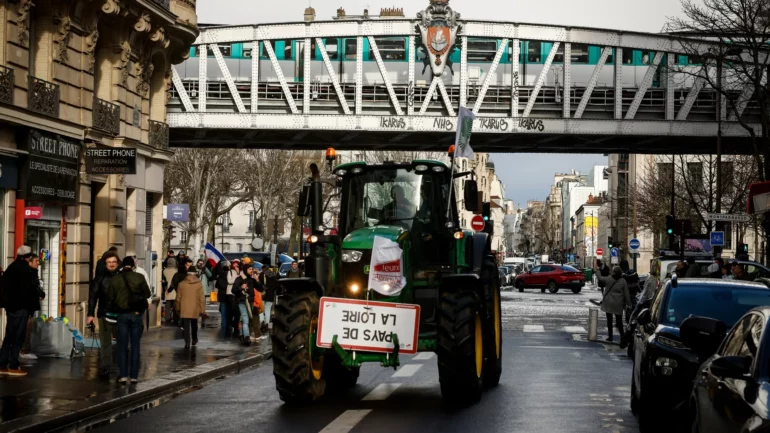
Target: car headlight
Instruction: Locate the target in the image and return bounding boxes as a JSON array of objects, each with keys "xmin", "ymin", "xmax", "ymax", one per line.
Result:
[
  {"xmin": 655, "ymin": 357, "xmax": 679, "ymax": 376},
  {"xmin": 342, "ymin": 250, "xmax": 363, "ymax": 263}
]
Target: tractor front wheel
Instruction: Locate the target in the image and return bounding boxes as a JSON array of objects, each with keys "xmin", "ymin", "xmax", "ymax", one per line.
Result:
[
  {"xmin": 482, "ymin": 258, "xmax": 503, "ymax": 388},
  {"xmin": 437, "ymin": 290, "xmax": 484, "ymax": 405},
  {"xmin": 271, "ymin": 291, "xmax": 326, "ymax": 404}
]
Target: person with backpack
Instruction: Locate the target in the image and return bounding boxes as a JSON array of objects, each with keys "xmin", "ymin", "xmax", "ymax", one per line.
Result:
[
  {"xmin": 105, "ymin": 257, "xmax": 151, "ymax": 384},
  {"xmin": 175, "ymin": 264, "xmax": 206, "ymax": 348}
]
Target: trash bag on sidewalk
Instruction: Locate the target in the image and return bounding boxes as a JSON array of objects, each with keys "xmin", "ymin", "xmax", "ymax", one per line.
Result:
[{"xmin": 30, "ymin": 318, "xmax": 73, "ymax": 358}]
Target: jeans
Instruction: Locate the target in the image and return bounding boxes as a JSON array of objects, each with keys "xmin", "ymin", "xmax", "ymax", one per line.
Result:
[
  {"xmin": 606, "ymin": 313, "xmax": 624, "ymax": 341},
  {"xmin": 181, "ymin": 319, "xmax": 198, "ymax": 345},
  {"xmin": 98, "ymin": 317, "xmax": 114, "ymax": 369},
  {"xmin": 238, "ymin": 303, "xmax": 250, "ymax": 338},
  {"xmin": 227, "ymin": 296, "xmax": 240, "ymax": 334},
  {"xmin": 117, "ymin": 313, "xmax": 144, "ymax": 379},
  {"xmin": 264, "ymin": 302, "xmax": 273, "ymax": 328},
  {"xmin": 0, "ymin": 309, "xmax": 29, "ymax": 369},
  {"xmin": 219, "ymin": 301, "xmax": 228, "ymax": 333}
]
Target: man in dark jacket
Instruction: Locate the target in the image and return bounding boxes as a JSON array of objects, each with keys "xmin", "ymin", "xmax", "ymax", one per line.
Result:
[
  {"xmin": 87, "ymin": 251, "xmax": 120, "ymax": 378},
  {"xmin": 684, "ymin": 257, "xmax": 702, "ymax": 278},
  {"xmin": 0, "ymin": 246, "xmax": 42, "ymax": 376},
  {"xmin": 287, "ymin": 261, "xmax": 301, "ymax": 278},
  {"xmin": 94, "ymin": 247, "xmax": 119, "ymax": 279},
  {"xmin": 106, "ymin": 257, "xmax": 151, "ymax": 383}
]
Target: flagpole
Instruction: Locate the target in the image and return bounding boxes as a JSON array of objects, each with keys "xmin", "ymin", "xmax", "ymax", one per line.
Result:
[{"xmin": 446, "ymin": 146, "xmax": 457, "ymax": 222}]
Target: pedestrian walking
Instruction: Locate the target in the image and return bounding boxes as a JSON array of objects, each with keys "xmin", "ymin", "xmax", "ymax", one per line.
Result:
[
  {"xmin": 597, "ymin": 261, "xmax": 610, "ymax": 291},
  {"xmin": 0, "ymin": 246, "xmax": 44, "ymax": 376},
  {"xmin": 175, "ymin": 264, "xmax": 205, "ymax": 348},
  {"xmin": 215, "ymin": 261, "xmax": 230, "ymax": 335},
  {"xmin": 600, "ymin": 266, "xmax": 631, "ymax": 344},
  {"xmin": 94, "ymin": 247, "xmax": 119, "ymax": 278},
  {"xmin": 162, "ymin": 257, "xmax": 178, "ymax": 325},
  {"xmin": 638, "ymin": 269, "xmax": 659, "ymax": 305},
  {"xmin": 232, "ymin": 265, "xmax": 256, "ymax": 345},
  {"xmin": 287, "ymin": 261, "xmax": 301, "ymax": 278},
  {"xmin": 620, "ymin": 260, "xmax": 640, "ymax": 304},
  {"xmin": 226, "ymin": 260, "xmax": 241, "ymax": 337},
  {"xmin": 105, "ymin": 257, "xmax": 151, "ymax": 384},
  {"xmin": 87, "ymin": 251, "xmax": 120, "ymax": 378},
  {"xmin": 131, "ymin": 256, "xmax": 152, "ymax": 329},
  {"xmin": 196, "ymin": 259, "xmax": 212, "ymax": 329}
]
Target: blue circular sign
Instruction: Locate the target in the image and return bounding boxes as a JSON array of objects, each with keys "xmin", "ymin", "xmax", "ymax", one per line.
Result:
[
  {"xmin": 629, "ymin": 238, "xmax": 640, "ymax": 250},
  {"xmin": 610, "ymin": 247, "xmax": 619, "ymax": 257}
]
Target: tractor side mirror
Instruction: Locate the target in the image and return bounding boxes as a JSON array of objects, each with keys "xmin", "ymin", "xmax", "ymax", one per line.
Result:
[
  {"xmin": 297, "ymin": 184, "xmax": 311, "ymax": 217},
  {"xmin": 464, "ymin": 180, "xmax": 479, "ymax": 212}
]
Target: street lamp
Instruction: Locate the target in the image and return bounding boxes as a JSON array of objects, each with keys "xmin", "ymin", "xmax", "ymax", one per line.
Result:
[{"xmin": 216, "ymin": 217, "xmax": 233, "ymax": 252}]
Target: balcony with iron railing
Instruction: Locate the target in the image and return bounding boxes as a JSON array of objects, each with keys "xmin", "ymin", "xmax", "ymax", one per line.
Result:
[
  {"xmin": 149, "ymin": 120, "xmax": 169, "ymax": 150},
  {"xmin": 92, "ymin": 97, "xmax": 120, "ymax": 135},
  {"xmin": 151, "ymin": 0, "xmax": 171, "ymax": 9},
  {"xmin": 29, "ymin": 76, "xmax": 59, "ymax": 117},
  {"xmin": 0, "ymin": 65, "xmax": 13, "ymax": 105}
]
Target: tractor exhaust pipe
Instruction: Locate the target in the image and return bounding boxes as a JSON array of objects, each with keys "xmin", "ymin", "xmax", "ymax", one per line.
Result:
[{"xmin": 305, "ymin": 163, "xmax": 332, "ymax": 293}]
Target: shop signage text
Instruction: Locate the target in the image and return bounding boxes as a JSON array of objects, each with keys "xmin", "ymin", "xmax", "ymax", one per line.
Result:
[
  {"xmin": 85, "ymin": 147, "xmax": 137, "ymax": 174},
  {"xmin": 24, "ymin": 130, "xmax": 81, "ymax": 206},
  {"xmin": 24, "ymin": 206, "xmax": 43, "ymax": 219}
]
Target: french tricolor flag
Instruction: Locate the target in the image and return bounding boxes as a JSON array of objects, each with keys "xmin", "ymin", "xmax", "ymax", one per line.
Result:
[{"xmin": 204, "ymin": 243, "xmax": 226, "ymax": 268}]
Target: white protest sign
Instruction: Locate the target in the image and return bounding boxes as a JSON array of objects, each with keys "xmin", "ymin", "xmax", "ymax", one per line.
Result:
[{"xmin": 368, "ymin": 236, "xmax": 406, "ymax": 296}]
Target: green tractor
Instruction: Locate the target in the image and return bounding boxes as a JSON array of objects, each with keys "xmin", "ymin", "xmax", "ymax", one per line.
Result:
[{"xmin": 272, "ymin": 156, "xmax": 502, "ymax": 405}]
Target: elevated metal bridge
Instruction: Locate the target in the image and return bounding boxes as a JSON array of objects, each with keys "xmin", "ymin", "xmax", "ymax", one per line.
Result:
[{"xmin": 168, "ymin": 1, "xmax": 762, "ymax": 154}]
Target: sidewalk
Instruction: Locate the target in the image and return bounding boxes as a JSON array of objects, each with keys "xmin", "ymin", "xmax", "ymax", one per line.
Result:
[{"xmin": 0, "ymin": 312, "xmax": 271, "ymax": 433}]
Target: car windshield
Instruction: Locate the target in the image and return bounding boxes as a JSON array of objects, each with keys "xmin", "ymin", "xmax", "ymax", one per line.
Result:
[
  {"xmin": 500, "ymin": 268, "xmax": 509, "ymax": 275},
  {"xmin": 660, "ymin": 284, "xmax": 770, "ymax": 327},
  {"xmin": 342, "ymin": 167, "xmax": 448, "ymax": 234},
  {"xmin": 559, "ymin": 266, "xmax": 579, "ymax": 272},
  {"xmin": 279, "ymin": 263, "xmax": 293, "ymax": 273}
]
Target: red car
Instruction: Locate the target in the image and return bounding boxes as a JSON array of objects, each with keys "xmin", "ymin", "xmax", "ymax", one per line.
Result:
[{"xmin": 514, "ymin": 264, "xmax": 586, "ymax": 294}]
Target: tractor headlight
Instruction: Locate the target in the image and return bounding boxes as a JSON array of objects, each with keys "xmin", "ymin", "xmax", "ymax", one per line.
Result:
[
  {"xmin": 351, "ymin": 166, "xmax": 363, "ymax": 174},
  {"xmin": 342, "ymin": 250, "xmax": 363, "ymax": 262}
]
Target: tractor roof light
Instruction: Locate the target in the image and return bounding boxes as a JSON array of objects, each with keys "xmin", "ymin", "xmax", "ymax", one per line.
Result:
[
  {"xmin": 308, "ymin": 235, "xmax": 319, "ymax": 244},
  {"xmin": 453, "ymin": 231, "xmax": 465, "ymax": 240},
  {"xmin": 448, "ymin": 145, "xmax": 456, "ymax": 157},
  {"xmin": 326, "ymin": 147, "xmax": 337, "ymax": 161}
]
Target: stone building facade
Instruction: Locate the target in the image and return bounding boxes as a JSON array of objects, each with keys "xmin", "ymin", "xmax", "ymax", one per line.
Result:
[{"xmin": 0, "ymin": 0, "xmax": 197, "ymax": 334}]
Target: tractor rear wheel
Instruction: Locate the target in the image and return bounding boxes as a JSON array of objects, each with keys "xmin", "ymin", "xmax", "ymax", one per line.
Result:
[
  {"xmin": 482, "ymin": 258, "xmax": 503, "ymax": 388},
  {"xmin": 437, "ymin": 290, "xmax": 484, "ymax": 405},
  {"xmin": 271, "ymin": 291, "xmax": 326, "ymax": 404}
]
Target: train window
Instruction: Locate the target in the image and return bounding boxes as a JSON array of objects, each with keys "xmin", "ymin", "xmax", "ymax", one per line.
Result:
[
  {"xmin": 642, "ymin": 51, "xmax": 654, "ymax": 64},
  {"xmin": 370, "ymin": 37, "xmax": 405, "ymax": 61},
  {"xmin": 345, "ymin": 39, "xmax": 357, "ymax": 60},
  {"xmin": 553, "ymin": 44, "xmax": 564, "ymax": 63},
  {"xmin": 261, "ymin": 41, "xmax": 277, "ymax": 59},
  {"xmin": 571, "ymin": 44, "xmax": 589, "ymax": 63},
  {"xmin": 243, "ymin": 48, "xmax": 252, "ymax": 58},
  {"xmin": 467, "ymin": 39, "xmax": 497, "ymax": 62},
  {"xmin": 284, "ymin": 40, "xmax": 293, "ymax": 60},
  {"xmin": 622, "ymin": 49, "xmax": 634, "ymax": 64},
  {"xmin": 527, "ymin": 41, "xmax": 542, "ymax": 63},
  {"xmin": 325, "ymin": 39, "xmax": 339, "ymax": 60},
  {"xmin": 688, "ymin": 55, "xmax": 703, "ymax": 65},
  {"xmin": 196, "ymin": 44, "xmax": 232, "ymax": 57}
]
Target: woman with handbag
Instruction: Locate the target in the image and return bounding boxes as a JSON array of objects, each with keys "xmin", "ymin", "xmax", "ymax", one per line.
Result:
[{"xmin": 600, "ymin": 266, "xmax": 631, "ymax": 344}]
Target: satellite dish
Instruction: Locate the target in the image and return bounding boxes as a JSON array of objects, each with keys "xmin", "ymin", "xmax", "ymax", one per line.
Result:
[{"xmin": 251, "ymin": 238, "xmax": 264, "ymax": 250}]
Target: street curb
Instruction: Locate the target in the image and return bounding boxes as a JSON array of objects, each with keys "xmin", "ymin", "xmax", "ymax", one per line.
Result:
[{"xmin": 1, "ymin": 349, "xmax": 271, "ymax": 433}]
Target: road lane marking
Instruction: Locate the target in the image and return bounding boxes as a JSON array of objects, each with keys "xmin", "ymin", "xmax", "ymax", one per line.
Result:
[
  {"xmin": 362, "ymin": 383, "xmax": 402, "ymax": 401},
  {"xmin": 412, "ymin": 352, "xmax": 435, "ymax": 361},
  {"xmin": 319, "ymin": 410, "xmax": 372, "ymax": 433},
  {"xmin": 392, "ymin": 364, "xmax": 422, "ymax": 377},
  {"xmin": 519, "ymin": 346, "xmax": 592, "ymax": 349},
  {"xmin": 523, "ymin": 325, "xmax": 545, "ymax": 332},
  {"xmin": 564, "ymin": 326, "xmax": 587, "ymax": 333}
]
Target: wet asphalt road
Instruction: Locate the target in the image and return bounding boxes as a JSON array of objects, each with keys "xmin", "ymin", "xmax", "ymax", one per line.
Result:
[{"xmin": 96, "ymin": 284, "xmax": 639, "ymax": 433}]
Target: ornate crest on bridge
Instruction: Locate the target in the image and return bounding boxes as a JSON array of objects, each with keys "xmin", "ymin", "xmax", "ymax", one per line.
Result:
[{"xmin": 416, "ymin": 0, "xmax": 461, "ymax": 77}]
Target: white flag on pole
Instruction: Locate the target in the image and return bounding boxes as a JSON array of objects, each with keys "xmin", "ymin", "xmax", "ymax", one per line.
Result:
[{"xmin": 454, "ymin": 106, "xmax": 476, "ymax": 159}]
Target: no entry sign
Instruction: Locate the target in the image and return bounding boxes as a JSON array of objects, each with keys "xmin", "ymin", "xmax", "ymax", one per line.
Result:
[
  {"xmin": 596, "ymin": 248, "xmax": 604, "ymax": 256},
  {"xmin": 471, "ymin": 215, "xmax": 486, "ymax": 231}
]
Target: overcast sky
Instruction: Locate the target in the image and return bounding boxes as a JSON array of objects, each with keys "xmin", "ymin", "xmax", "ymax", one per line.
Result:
[{"xmin": 196, "ymin": 0, "xmax": 688, "ymax": 205}]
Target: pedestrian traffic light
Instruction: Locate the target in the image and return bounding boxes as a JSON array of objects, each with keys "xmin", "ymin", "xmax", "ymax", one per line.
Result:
[
  {"xmin": 665, "ymin": 215, "xmax": 675, "ymax": 235},
  {"xmin": 482, "ymin": 202, "xmax": 491, "ymax": 221},
  {"xmin": 608, "ymin": 236, "xmax": 614, "ymax": 248},
  {"xmin": 738, "ymin": 243, "xmax": 749, "ymax": 255}
]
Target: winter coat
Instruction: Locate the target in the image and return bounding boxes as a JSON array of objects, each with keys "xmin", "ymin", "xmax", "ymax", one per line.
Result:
[
  {"xmin": 215, "ymin": 264, "xmax": 229, "ymax": 300},
  {"xmin": 639, "ymin": 275, "xmax": 660, "ymax": 304},
  {"xmin": 601, "ymin": 276, "xmax": 631, "ymax": 316},
  {"xmin": 175, "ymin": 273, "xmax": 205, "ymax": 319},
  {"xmin": 232, "ymin": 273, "xmax": 255, "ymax": 304},
  {"xmin": 287, "ymin": 269, "xmax": 301, "ymax": 278},
  {"xmin": 197, "ymin": 267, "xmax": 212, "ymax": 295},
  {"xmin": 684, "ymin": 264, "xmax": 702, "ymax": 279},
  {"xmin": 260, "ymin": 269, "xmax": 279, "ymax": 302},
  {"xmin": 163, "ymin": 258, "xmax": 178, "ymax": 301},
  {"xmin": 226, "ymin": 269, "xmax": 239, "ymax": 296},
  {"xmin": 623, "ymin": 271, "xmax": 641, "ymax": 297},
  {"xmin": 2, "ymin": 258, "xmax": 43, "ymax": 314},
  {"xmin": 105, "ymin": 270, "xmax": 151, "ymax": 314},
  {"xmin": 88, "ymin": 269, "xmax": 118, "ymax": 318}
]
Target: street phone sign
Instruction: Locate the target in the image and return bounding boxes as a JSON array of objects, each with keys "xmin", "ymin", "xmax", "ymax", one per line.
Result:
[{"xmin": 471, "ymin": 215, "xmax": 485, "ymax": 231}]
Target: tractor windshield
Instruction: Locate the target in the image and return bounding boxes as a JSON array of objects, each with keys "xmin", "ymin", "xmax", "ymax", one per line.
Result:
[{"xmin": 341, "ymin": 167, "xmax": 448, "ymax": 234}]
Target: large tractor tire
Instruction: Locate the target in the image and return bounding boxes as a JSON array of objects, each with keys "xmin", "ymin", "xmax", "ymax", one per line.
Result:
[
  {"xmin": 271, "ymin": 291, "xmax": 326, "ymax": 404},
  {"xmin": 323, "ymin": 352, "xmax": 360, "ymax": 392},
  {"xmin": 437, "ymin": 289, "xmax": 484, "ymax": 405},
  {"xmin": 481, "ymin": 257, "xmax": 503, "ymax": 388}
]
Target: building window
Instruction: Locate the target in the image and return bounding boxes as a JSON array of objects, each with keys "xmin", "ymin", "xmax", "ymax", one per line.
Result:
[
  {"xmin": 221, "ymin": 213, "xmax": 231, "ymax": 233},
  {"xmin": 724, "ymin": 222, "xmax": 733, "ymax": 249},
  {"xmin": 687, "ymin": 162, "xmax": 704, "ymax": 192},
  {"xmin": 145, "ymin": 192, "xmax": 154, "ymax": 235},
  {"xmin": 721, "ymin": 162, "xmax": 735, "ymax": 195},
  {"xmin": 181, "ymin": 231, "xmax": 188, "ymax": 243},
  {"xmin": 237, "ymin": 243, "xmax": 243, "ymax": 252},
  {"xmin": 222, "ymin": 243, "xmax": 230, "ymax": 252}
]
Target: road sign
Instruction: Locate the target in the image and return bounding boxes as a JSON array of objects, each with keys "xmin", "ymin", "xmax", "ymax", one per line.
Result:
[
  {"xmin": 610, "ymin": 247, "xmax": 619, "ymax": 257},
  {"xmin": 317, "ymin": 297, "xmax": 420, "ymax": 355},
  {"xmin": 710, "ymin": 231, "xmax": 725, "ymax": 247},
  {"xmin": 596, "ymin": 248, "xmax": 603, "ymax": 256},
  {"xmin": 471, "ymin": 215, "xmax": 486, "ymax": 231},
  {"xmin": 629, "ymin": 239, "xmax": 640, "ymax": 251},
  {"xmin": 707, "ymin": 213, "xmax": 751, "ymax": 223},
  {"xmin": 166, "ymin": 204, "xmax": 189, "ymax": 222},
  {"xmin": 251, "ymin": 237, "xmax": 264, "ymax": 250},
  {"xmin": 611, "ymin": 256, "xmax": 619, "ymax": 265}
]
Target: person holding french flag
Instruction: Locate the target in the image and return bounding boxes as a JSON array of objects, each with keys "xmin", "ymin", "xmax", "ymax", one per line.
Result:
[{"xmin": 205, "ymin": 243, "xmax": 233, "ymax": 336}]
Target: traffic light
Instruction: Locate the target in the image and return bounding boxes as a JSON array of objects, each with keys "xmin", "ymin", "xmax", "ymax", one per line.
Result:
[
  {"xmin": 737, "ymin": 243, "xmax": 749, "ymax": 255},
  {"xmin": 665, "ymin": 215, "xmax": 675, "ymax": 235},
  {"xmin": 482, "ymin": 202, "xmax": 491, "ymax": 221},
  {"xmin": 608, "ymin": 236, "xmax": 614, "ymax": 248}
]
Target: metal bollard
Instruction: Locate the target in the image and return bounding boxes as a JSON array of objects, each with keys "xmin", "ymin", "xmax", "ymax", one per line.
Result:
[{"xmin": 588, "ymin": 307, "xmax": 599, "ymax": 341}]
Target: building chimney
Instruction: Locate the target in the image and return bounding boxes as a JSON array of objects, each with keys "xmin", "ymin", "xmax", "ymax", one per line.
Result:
[
  {"xmin": 304, "ymin": 6, "xmax": 316, "ymax": 21},
  {"xmin": 337, "ymin": 7, "xmax": 346, "ymax": 18}
]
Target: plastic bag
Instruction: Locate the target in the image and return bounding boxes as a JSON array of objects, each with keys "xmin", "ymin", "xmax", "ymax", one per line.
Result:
[
  {"xmin": 367, "ymin": 236, "xmax": 406, "ymax": 297},
  {"xmin": 31, "ymin": 318, "xmax": 73, "ymax": 358}
]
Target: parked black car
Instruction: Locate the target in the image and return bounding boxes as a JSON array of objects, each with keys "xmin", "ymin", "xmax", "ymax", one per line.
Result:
[
  {"xmin": 687, "ymin": 307, "xmax": 770, "ymax": 433},
  {"xmin": 631, "ymin": 278, "xmax": 770, "ymax": 432}
]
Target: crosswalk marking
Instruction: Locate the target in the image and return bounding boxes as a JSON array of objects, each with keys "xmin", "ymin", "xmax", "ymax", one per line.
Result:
[
  {"xmin": 412, "ymin": 352, "xmax": 435, "ymax": 361},
  {"xmin": 319, "ymin": 410, "xmax": 372, "ymax": 433},
  {"xmin": 523, "ymin": 325, "xmax": 545, "ymax": 333},
  {"xmin": 392, "ymin": 364, "xmax": 422, "ymax": 378},
  {"xmin": 564, "ymin": 326, "xmax": 587, "ymax": 333},
  {"xmin": 362, "ymin": 383, "xmax": 402, "ymax": 401}
]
